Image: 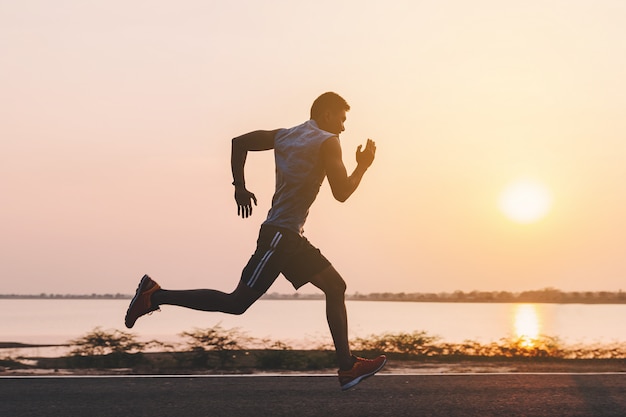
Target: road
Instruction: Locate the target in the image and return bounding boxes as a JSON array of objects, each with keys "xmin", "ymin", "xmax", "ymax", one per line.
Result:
[{"xmin": 1, "ymin": 373, "xmax": 625, "ymax": 417}]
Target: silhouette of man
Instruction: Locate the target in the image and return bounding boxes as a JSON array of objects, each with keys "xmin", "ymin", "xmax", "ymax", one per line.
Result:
[{"xmin": 125, "ymin": 92, "xmax": 385, "ymax": 390}]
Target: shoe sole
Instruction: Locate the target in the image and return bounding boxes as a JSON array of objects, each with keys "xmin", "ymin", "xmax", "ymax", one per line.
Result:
[{"xmin": 340, "ymin": 356, "xmax": 387, "ymax": 391}]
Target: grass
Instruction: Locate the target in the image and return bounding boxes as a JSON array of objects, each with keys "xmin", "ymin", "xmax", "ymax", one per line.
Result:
[{"xmin": 1, "ymin": 326, "xmax": 625, "ymax": 374}]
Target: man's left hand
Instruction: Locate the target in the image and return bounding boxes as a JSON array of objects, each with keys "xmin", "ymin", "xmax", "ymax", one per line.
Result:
[{"xmin": 356, "ymin": 139, "xmax": 376, "ymax": 169}]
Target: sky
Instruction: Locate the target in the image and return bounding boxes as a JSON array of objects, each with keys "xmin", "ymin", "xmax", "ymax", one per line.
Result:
[{"xmin": 2, "ymin": 0, "xmax": 625, "ymax": 295}]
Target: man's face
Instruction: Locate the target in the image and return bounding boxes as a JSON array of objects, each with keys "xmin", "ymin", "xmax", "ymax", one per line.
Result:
[{"xmin": 320, "ymin": 109, "xmax": 346, "ymax": 135}]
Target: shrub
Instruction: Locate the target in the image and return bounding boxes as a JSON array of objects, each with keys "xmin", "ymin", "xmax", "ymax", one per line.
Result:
[
  {"xmin": 179, "ymin": 324, "xmax": 250, "ymax": 368},
  {"xmin": 353, "ymin": 331, "xmax": 440, "ymax": 355},
  {"xmin": 69, "ymin": 328, "xmax": 144, "ymax": 356},
  {"xmin": 66, "ymin": 328, "xmax": 145, "ymax": 368}
]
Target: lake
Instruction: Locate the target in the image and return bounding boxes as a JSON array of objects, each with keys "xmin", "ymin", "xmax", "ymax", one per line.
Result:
[{"xmin": 1, "ymin": 299, "xmax": 625, "ymax": 357}]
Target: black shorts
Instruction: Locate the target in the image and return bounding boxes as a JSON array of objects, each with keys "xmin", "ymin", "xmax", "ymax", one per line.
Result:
[{"xmin": 240, "ymin": 224, "xmax": 331, "ymax": 293}]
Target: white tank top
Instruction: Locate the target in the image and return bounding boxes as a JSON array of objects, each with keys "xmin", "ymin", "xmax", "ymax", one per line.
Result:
[{"xmin": 263, "ymin": 120, "xmax": 336, "ymax": 234}]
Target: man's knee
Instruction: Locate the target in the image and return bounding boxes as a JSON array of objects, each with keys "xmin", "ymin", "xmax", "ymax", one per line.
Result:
[
  {"xmin": 312, "ymin": 267, "xmax": 347, "ymax": 297},
  {"xmin": 331, "ymin": 275, "xmax": 347, "ymax": 296},
  {"xmin": 228, "ymin": 300, "xmax": 252, "ymax": 315},
  {"xmin": 228, "ymin": 282, "xmax": 262, "ymax": 315}
]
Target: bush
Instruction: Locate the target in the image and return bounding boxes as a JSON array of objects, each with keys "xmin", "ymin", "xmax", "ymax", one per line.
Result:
[
  {"xmin": 254, "ymin": 341, "xmax": 304, "ymax": 369},
  {"xmin": 63, "ymin": 328, "xmax": 146, "ymax": 368},
  {"xmin": 69, "ymin": 328, "xmax": 144, "ymax": 356},
  {"xmin": 179, "ymin": 324, "xmax": 250, "ymax": 368},
  {"xmin": 353, "ymin": 331, "xmax": 440, "ymax": 355}
]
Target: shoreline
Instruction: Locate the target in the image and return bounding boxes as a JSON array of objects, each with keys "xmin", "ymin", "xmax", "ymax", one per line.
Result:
[
  {"xmin": 2, "ymin": 358, "xmax": 625, "ymax": 377},
  {"xmin": 2, "ymin": 349, "xmax": 625, "ymax": 376},
  {"xmin": 3, "ymin": 290, "xmax": 626, "ymax": 304},
  {"xmin": 0, "ymin": 342, "xmax": 69, "ymax": 349}
]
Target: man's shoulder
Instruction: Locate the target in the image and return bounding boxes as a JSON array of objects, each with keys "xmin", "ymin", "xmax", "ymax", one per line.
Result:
[
  {"xmin": 277, "ymin": 120, "xmax": 310, "ymax": 135},
  {"xmin": 319, "ymin": 135, "xmax": 341, "ymax": 155}
]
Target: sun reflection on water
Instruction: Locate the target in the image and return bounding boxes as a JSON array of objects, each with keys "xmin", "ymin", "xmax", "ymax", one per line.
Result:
[{"xmin": 514, "ymin": 304, "xmax": 540, "ymax": 347}]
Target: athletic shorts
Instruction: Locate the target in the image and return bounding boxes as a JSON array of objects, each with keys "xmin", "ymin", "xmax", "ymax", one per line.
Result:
[{"xmin": 240, "ymin": 224, "xmax": 331, "ymax": 293}]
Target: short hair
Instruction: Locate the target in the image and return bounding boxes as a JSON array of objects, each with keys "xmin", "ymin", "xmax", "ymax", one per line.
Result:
[{"xmin": 310, "ymin": 92, "xmax": 350, "ymax": 120}]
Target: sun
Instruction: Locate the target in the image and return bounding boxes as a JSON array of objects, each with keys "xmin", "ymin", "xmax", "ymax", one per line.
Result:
[{"xmin": 499, "ymin": 178, "xmax": 552, "ymax": 224}]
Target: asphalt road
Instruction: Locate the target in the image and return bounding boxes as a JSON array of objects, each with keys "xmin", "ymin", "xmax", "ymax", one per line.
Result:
[{"xmin": 1, "ymin": 373, "xmax": 625, "ymax": 417}]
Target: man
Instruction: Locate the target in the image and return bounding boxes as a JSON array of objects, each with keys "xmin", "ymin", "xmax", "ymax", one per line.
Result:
[{"xmin": 125, "ymin": 92, "xmax": 385, "ymax": 390}]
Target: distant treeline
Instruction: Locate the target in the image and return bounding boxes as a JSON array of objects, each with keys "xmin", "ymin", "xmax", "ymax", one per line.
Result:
[
  {"xmin": 2, "ymin": 288, "xmax": 625, "ymax": 303},
  {"xmin": 263, "ymin": 288, "xmax": 626, "ymax": 304},
  {"xmin": 0, "ymin": 293, "xmax": 130, "ymax": 300}
]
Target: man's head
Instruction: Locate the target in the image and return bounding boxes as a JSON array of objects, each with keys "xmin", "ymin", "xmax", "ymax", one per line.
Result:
[{"xmin": 310, "ymin": 92, "xmax": 350, "ymax": 135}]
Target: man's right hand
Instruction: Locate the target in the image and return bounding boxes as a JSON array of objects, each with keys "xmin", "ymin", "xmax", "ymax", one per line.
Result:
[{"xmin": 235, "ymin": 187, "xmax": 257, "ymax": 218}]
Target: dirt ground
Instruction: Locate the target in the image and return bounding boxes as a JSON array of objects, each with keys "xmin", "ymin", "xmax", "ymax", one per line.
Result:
[{"xmin": 2, "ymin": 356, "xmax": 625, "ymax": 376}]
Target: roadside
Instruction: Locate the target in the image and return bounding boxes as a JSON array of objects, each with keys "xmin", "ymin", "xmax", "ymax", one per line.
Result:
[{"xmin": 2, "ymin": 350, "xmax": 624, "ymax": 376}]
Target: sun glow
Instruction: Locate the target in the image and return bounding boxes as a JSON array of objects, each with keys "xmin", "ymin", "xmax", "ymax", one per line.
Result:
[
  {"xmin": 499, "ymin": 179, "xmax": 553, "ymax": 224},
  {"xmin": 514, "ymin": 304, "xmax": 540, "ymax": 347}
]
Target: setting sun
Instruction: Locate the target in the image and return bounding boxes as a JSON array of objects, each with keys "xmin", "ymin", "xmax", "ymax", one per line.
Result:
[{"xmin": 499, "ymin": 179, "xmax": 553, "ymax": 224}]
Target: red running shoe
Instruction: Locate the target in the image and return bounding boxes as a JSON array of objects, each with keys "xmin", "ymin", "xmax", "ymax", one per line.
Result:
[
  {"xmin": 124, "ymin": 274, "xmax": 161, "ymax": 328},
  {"xmin": 338, "ymin": 355, "xmax": 387, "ymax": 391}
]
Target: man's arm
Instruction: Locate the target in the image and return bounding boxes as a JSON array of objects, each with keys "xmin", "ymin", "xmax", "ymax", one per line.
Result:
[
  {"xmin": 231, "ymin": 130, "xmax": 278, "ymax": 218},
  {"xmin": 322, "ymin": 137, "xmax": 376, "ymax": 203}
]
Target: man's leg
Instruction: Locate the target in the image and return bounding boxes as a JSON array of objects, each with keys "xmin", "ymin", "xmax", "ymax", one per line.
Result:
[
  {"xmin": 126, "ymin": 227, "xmax": 285, "ymax": 327},
  {"xmin": 152, "ymin": 280, "xmax": 263, "ymax": 315},
  {"xmin": 309, "ymin": 265, "xmax": 354, "ymax": 371},
  {"xmin": 125, "ymin": 275, "xmax": 263, "ymax": 328},
  {"xmin": 308, "ymin": 265, "xmax": 387, "ymax": 390},
  {"xmin": 127, "ymin": 226, "xmax": 285, "ymax": 325}
]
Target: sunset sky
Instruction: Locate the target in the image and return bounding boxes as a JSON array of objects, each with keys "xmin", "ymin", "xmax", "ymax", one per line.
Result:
[{"xmin": 2, "ymin": 0, "xmax": 625, "ymax": 295}]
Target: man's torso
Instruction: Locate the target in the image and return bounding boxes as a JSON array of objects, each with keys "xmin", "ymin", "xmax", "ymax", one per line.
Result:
[{"xmin": 263, "ymin": 120, "xmax": 336, "ymax": 234}]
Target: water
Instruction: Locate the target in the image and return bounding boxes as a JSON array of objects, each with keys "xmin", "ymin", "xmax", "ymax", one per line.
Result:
[{"xmin": 1, "ymin": 299, "xmax": 625, "ymax": 357}]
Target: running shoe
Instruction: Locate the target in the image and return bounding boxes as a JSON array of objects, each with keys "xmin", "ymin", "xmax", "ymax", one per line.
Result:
[
  {"xmin": 124, "ymin": 274, "xmax": 161, "ymax": 328},
  {"xmin": 338, "ymin": 354, "xmax": 387, "ymax": 391}
]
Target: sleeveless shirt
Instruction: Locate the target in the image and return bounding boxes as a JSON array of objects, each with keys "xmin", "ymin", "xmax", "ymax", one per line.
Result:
[{"xmin": 263, "ymin": 120, "xmax": 336, "ymax": 234}]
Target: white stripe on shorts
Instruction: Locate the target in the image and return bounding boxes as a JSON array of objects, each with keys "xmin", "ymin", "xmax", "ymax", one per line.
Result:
[{"xmin": 247, "ymin": 231, "xmax": 283, "ymax": 288}]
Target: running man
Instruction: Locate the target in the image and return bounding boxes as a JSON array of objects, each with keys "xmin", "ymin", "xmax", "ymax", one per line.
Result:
[{"xmin": 125, "ymin": 92, "xmax": 385, "ymax": 390}]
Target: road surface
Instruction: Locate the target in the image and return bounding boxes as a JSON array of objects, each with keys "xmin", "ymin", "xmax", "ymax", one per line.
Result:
[{"xmin": 1, "ymin": 373, "xmax": 625, "ymax": 416}]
